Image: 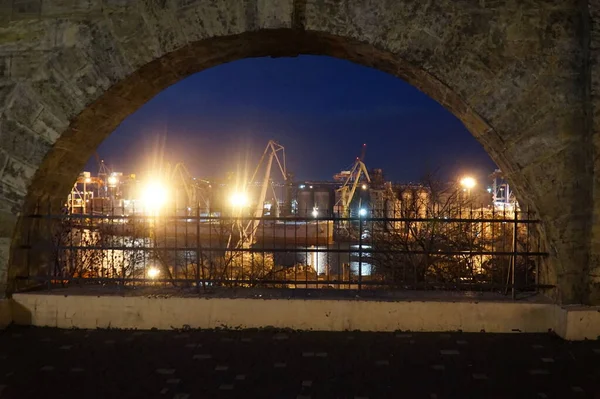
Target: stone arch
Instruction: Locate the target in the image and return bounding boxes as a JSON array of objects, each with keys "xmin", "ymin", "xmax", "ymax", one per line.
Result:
[{"xmin": 0, "ymin": 1, "xmax": 593, "ymax": 303}]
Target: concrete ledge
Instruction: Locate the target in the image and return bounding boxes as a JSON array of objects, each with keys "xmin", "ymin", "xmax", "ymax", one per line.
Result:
[
  {"xmin": 11, "ymin": 292, "xmax": 556, "ymax": 332},
  {"xmin": 10, "ymin": 293, "xmax": 600, "ymax": 340},
  {"xmin": 0, "ymin": 299, "xmax": 13, "ymax": 328},
  {"xmin": 559, "ymin": 306, "xmax": 600, "ymax": 340}
]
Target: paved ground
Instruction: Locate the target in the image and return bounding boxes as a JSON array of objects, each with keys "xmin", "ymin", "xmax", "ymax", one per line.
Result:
[{"xmin": 0, "ymin": 327, "xmax": 599, "ymax": 399}]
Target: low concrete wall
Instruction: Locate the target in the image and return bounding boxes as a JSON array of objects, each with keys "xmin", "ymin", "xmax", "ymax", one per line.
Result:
[
  {"xmin": 10, "ymin": 293, "xmax": 600, "ymax": 340},
  {"xmin": 0, "ymin": 298, "xmax": 12, "ymax": 328},
  {"xmin": 11, "ymin": 293, "xmax": 556, "ymax": 332},
  {"xmin": 559, "ymin": 306, "xmax": 600, "ymax": 340}
]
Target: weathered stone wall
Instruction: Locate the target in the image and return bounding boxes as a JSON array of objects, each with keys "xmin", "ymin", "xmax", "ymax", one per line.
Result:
[
  {"xmin": 587, "ymin": 0, "xmax": 600, "ymax": 304},
  {"xmin": 0, "ymin": 0, "xmax": 595, "ymax": 303}
]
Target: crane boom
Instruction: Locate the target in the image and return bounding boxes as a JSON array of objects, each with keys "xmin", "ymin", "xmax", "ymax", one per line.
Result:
[
  {"xmin": 168, "ymin": 162, "xmax": 210, "ymax": 211},
  {"xmin": 345, "ymin": 160, "xmax": 370, "ymax": 212},
  {"xmin": 335, "ymin": 156, "xmax": 371, "ymax": 218},
  {"xmin": 235, "ymin": 140, "xmax": 287, "ymax": 247},
  {"xmin": 171, "ymin": 163, "xmax": 194, "ymax": 208}
]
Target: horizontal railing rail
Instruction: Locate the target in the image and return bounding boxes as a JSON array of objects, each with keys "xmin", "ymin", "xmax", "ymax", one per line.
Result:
[
  {"xmin": 19, "ymin": 245, "xmax": 547, "ymax": 257},
  {"xmin": 26, "ymin": 213, "xmax": 544, "ymax": 224}
]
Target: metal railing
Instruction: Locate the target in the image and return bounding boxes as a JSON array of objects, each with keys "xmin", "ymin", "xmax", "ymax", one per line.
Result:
[{"xmin": 17, "ymin": 203, "xmax": 549, "ymax": 298}]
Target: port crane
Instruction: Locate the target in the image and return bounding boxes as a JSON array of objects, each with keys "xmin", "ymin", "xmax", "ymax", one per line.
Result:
[
  {"xmin": 490, "ymin": 169, "xmax": 518, "ymax": 210},
  {"xmin": 95, "ymin": 153, "xmax": 111, "ymax": 197},
  {"xmin": 335, "ymin": 145, "xmax": 371, "ymax": 218},
  {"xmin": 165, "ymin": 162, "xmax": 211, "ymax": 212},
  {"xmin": 231, "ymin": 140, "xmax": 287, "ymax": 247},
  {"xmin": 68, "ymin": 172, "xmax": 106, "ymax": 213}
]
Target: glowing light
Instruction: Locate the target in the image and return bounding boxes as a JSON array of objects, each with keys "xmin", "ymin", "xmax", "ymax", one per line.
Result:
[
  {"xmin": 84, "ymin": 177, "xmax": 92, "ymax": 184},
  {"xmin": 311, "ymin": 207, "xmax": 319, "ymax": 218},
  {"xmin": 359, "ymin": 208, "xmax": 368, "ymax": 217},
  {"xmin": 361, "ymin": 184, "xmax": 367, "ymax": 190},
  {"xmin": 142, "ymin": 181, "xmax": 168, "ymax": 213},
  {"xmin": 230, "ymin": 192, "xmax": 249, "ymax": 207},
  {"xmin": 147, "ymin": 267, "xmax": 160, "ymax": 279},
  {"xmin": 107, "ymin": 175, "xmax": 118, "ymax": 186},
  {"xmin": 460, "ymin": 176, "xmax": 476, "ymax": 190}
]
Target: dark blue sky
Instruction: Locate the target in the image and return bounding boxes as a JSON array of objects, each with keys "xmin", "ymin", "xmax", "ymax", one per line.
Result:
[{"xmin": 90, "ymin": 55, "xmax": 496, "ymax": 183}]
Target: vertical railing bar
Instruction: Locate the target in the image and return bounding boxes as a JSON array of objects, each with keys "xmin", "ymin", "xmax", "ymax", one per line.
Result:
[
  {"xmin": 294, "ymin": 211, "xmax": 298, "ymax": 289},
  {"xmin": 316, "ymin": 216, "xmax": 319, "ymax": 287},
  {"xmin": 196, "ymin": 204, "xmax": 203, "ymax": 292},
  {"xmin": 49, "ymin": 200, "xmax": 54, "ymax": 291},
  {"xmin": 511, "ymin": 209, "xmax": 518, "ymax": 299},
  {"xmin": 358, "ymin": 214, "xmax": 363, "ymax": 291}
]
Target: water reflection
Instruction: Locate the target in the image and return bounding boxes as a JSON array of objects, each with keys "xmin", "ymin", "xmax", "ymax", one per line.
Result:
[
  {"xmin": 273, "ymin": 244, "xmax": 373, "ymax": 276},
  {"xmin": 63, "ymin": 229, "xmax": 152, "ymax": 278},
  {"xmin": 64, "ymin": 229, "xmax": 373, "ymax": 278},
  {"xmin": 349, "ymin": 244, "xmax": 373, "ymax": 276}
]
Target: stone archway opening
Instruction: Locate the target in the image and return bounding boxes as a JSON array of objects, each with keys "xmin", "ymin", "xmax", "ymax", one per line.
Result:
[{"xmin": 7, "ymin": 30, "xmax": 545, "ymax": 295}]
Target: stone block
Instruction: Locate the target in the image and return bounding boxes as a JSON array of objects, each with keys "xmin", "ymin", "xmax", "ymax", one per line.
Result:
[
  {"xmin": 12, "ymin": 0, "xmax": 42, "ymax": 19},
  {"xmin": 49, "ymin": 47, "xmax": 111, "ymax": 101},
  {"xmin": 141, "ymin": 0, "xmax": 189, "ymax": 53},
  {"xmin": 0, "ymin": 118, "xmax": 52, "ymax": 166},
  {"xmin": 0, "ymin": 81, "xmax": 15, "ymax": 111},
  {"xmin": 72, "ymin": 20, "xmax": 133, "ymax": 84},
  {"xmin": 0, "ymin": 181, "xmax": 25, "ymax": 215},
  {"xmin": 256, "ymin": 0, "xmax": 293, "ymax": 29},
  {"xmin": 3, "ymin": 84, "xmax": 44, "ymax": 126},
  {"xmin": 505, "ymin": 109, "xmax": 582, "ymax": 168},
  {"xmin": 0, "ymin": 0, "xmax": 12, "ymax": 26},
  {"xmin": 40, "ymin": 0, "xmax": 76, "ymax": 16},
  {"xmin": 29, "ymin": 68, "xmax": 85, "ymax": 123},
  {"xmin": 72, "ymin": 0, "xmax": 102, "ymax": 12},
  {"xmin": 0, "ymin": 156, "xmax": 36, "ymax": 195},
  {"xmin": 0, "ymin": 149, "xmax": 7, "ymax": 177},
  {"xmin": 0, "ymin": 55, "xmax": 9, "ymax": 78},
  {"xmin": 8, "ymin": 52, "xmax": 51, "ymax": 79},
  {"xmin": 0, "ymin": 19, "xmax": 57, "ymax": 52}
]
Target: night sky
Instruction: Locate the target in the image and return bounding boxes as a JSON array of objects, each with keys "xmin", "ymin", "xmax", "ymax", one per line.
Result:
[{"xmin": 89, "ymin": 55, "xmax": 497, "ymax": 184}]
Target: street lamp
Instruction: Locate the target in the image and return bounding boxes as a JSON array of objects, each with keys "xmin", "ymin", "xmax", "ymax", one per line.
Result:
[
  {"xmin": 147, "ymin": 266, "xmax": 160, "ymax": 279},
  {"xmin": 359, "ymin": 208, "xmax": 368, "ymax": 217},
  {"xmin": 229, "ymin": 192, "xmax": 249, "ymax": 208},
  {"xmin": 311, "ymin": 207, "xmax": 319, "ymax": 218},
  {"xmin": 460, "ymin": 176, "xmax": 476, "ymax": 190},
  {"xmin": 142, "ymin": 181, "xmax": 168, "ymax": 214},
  {"xmin": 460, "ymin": 176, "xmax": 476, "ymax": 200},
  {"xmin": 107, "ymin": 175, "xmax": 119, "ymax": 187}
]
